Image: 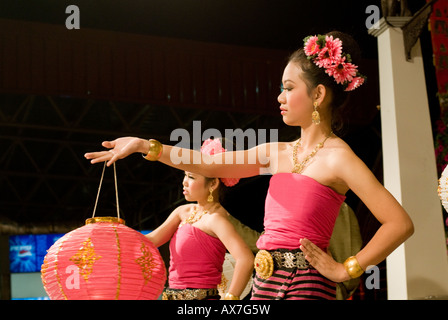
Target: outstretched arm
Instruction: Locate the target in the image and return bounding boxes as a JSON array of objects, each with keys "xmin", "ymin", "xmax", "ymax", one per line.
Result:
[{"xmin": 84, "ymin": 136, "xmax": 273, "ymax": 178}]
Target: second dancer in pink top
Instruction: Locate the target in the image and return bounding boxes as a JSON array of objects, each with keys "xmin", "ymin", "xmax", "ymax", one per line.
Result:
[{"xmin": 147, "ymin": 138, "xmax": 253, "ymax": 300}]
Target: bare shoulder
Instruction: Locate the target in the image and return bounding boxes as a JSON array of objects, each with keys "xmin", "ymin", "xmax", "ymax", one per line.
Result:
[
  {"xmin": 325, "ymin": 137, "xmax": 360, "ymax": 166},
  {"xmin": 175, "ymin": 203, "xmax": 195, "ymax": 220},
  {"xmin": 308, "ymin": 137, "xmax": 371, "ymax": 194},
  {"xmin": 325, "ymin": 137, "xmax": 378, "ymax": 189},
  {"xmin": 195, "ymin": 206, "xmax": 233, "ymax": 238},
  {"xmin": 206, "ymin": 207, "xmax": 235, "ymax": 230},
  {"xmin": 176, "ymin": 203, "xmax": 195, "ymax": 212},
  {"xmin": 206, "ymin": 206, "xmax": 230, "ymax": 222}
]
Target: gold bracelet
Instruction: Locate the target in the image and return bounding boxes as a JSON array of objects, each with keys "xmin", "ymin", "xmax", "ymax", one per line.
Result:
[
  {"xmin": 343, "ymin": 256, "xmax": 364, "ymax": 279},
  {"xmin": 143, "ymin": 139, "xmax": 163, "ymax": 161},
  {"xmin": 223, "ymin": 292, "xmax": 240, "ymax": 300}
]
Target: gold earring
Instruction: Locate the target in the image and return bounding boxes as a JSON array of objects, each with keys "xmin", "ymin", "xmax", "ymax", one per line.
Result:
[
  {"xmin": 312, "ymin": 102, "xmax": 321, "ymax": 125},
  {"xmin": 207, "ymin": 188, "xmax": 214, "ymax": 202}
]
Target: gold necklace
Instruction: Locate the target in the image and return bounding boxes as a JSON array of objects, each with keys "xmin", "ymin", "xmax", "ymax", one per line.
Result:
[
  {"xmin": 292, "ymin": 134, "xmax": 331, "ymax": 174},
  {"xmin": 179, "ymin": 206, "xmax": 209, "ymax": 227}
]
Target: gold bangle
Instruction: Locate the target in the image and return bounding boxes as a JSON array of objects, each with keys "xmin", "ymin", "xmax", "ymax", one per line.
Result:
[
  {"xmin": 143, "ymin": 139, "xmax": 163, "ymax": 161},
  {"xmin": 223, "ymin": 292, "xmax": 240, "ymax": 300},
  {"xmin": 343, "ymin": 256, "xmax": 364, "ymax": 279}
]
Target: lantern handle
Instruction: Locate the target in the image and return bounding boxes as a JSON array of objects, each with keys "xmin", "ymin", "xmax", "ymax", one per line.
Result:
[{"xmin": 92, "ymin": 162, "xmax": 121, "ymax": 220}]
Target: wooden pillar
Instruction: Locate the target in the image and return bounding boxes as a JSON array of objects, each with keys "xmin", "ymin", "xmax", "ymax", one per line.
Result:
[{"xmin": 369, "ymin": 17, "xmax": 448, "ymax": 300}]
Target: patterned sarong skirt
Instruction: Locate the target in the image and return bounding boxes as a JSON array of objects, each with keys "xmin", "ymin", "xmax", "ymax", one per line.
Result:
[{"xmin": 251, "ymin": 249, "xmax": 336, "ymax": 300}]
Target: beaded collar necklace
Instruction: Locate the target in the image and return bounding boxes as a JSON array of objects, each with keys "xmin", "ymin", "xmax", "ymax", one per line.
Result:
[
  {"xmin": 179, "ymin": 206, "xmax": 209, "ymax": 228},
  {"xmin": 292, "ymin": 134, "xmax": 331, "ymax": 174}
]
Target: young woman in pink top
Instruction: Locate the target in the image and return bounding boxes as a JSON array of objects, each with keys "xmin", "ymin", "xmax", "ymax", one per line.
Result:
[
  {"xmin": 147, "ymin": 138, "xmax": 253, "ymax": 300},
  {"xmin": 151, "ymin": 170, "xmax": 253, "ymax": 300},
  {"xmin": 85, "ymin": 31, "xmax": 414, "ymax": 300}
]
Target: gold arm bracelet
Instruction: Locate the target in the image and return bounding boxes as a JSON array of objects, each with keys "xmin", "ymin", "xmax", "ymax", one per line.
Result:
[
  {"xmin": 343, "ymin": 256, "xmax": 364, "ymax": 279},
  {"xmin": 223, "ymin": 292, "xmax": 240, "ymax": 300},
  {"xmin": 143, "ymin": 139, "xmax": 163, "ymax": 161}
]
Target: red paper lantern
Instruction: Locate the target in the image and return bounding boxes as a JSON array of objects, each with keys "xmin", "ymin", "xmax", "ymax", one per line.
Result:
[{"xmin": 41, "ymin": 217, "xmax": 167, "ymax": 300}]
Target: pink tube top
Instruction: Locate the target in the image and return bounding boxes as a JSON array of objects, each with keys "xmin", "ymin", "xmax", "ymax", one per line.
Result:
[
  {"xmin": 256, "ymin": 173, "xmax": 346, "ymax": 251},
  {"xmin": 168, "ymin": 223, "xmax": 226, "ymax": 289}
]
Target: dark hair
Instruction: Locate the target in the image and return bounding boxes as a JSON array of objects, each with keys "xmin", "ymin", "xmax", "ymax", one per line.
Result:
[{"xmin": 288, "ymin": 31, "xmax": 362, "ymax": 135}]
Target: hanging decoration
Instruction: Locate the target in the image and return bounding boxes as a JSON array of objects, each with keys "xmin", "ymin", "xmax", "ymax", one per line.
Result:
[{"xmin": 41, "ymin": 163, "xmax": 166, "ymax": 299}]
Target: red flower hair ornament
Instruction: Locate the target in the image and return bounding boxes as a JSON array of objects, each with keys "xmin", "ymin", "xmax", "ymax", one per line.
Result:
[
  {"xmin": 303, "ymin": 35, "xmax": 366, "ymax": 91},
  {"xmin": 200, "ymin": 138, "xmax": 240, "ymax": 187}
]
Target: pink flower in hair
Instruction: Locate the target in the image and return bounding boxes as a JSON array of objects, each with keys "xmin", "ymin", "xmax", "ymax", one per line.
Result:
[
  {"xmin": 345, "ymin": 76, "xmax": 365, "ymax": 92},
  {"xmin": 326, "ymin": 57, "xmax": 358, "ymax": 84},
  {"xmin": 220, "ymin": 178, "xmax": 240, "ymax": 187},
  {"xmin": 200, "ymin": 138, "xmax": 240, "ymax": 187},
  {"xmin": 304, "ymin": 36, "xmax": 320, "ymax": 56},
  {"xmin": 302, "ymin": 34, "xmax": 366, "ymax": 91},
  {"xmin": 316, "ymin": 36, "xmax": 343, "ymax": 68},
  {"xmin": 201, "ymin": 138, "xmax": 226, "ymax": 155}
]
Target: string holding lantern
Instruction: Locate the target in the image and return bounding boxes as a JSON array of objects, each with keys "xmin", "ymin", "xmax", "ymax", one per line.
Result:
[{"xmin": 41, "ymin": 163, "xmax": 167, "ymax": 300}]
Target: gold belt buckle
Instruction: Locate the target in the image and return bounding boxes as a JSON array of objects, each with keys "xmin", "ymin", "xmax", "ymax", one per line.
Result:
[{"xmin": 254, "ymin": 250, "xmax": 274, "ymax": 280}]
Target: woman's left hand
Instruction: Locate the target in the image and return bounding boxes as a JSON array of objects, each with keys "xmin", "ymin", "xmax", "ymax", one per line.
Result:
[
  {"xmin": 300, "ymin": 238, "xmax": 349, "ymax": 283},
  {"xmin": 85, "ymin": 137, "xmax": 145, "ymax": 166}
]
